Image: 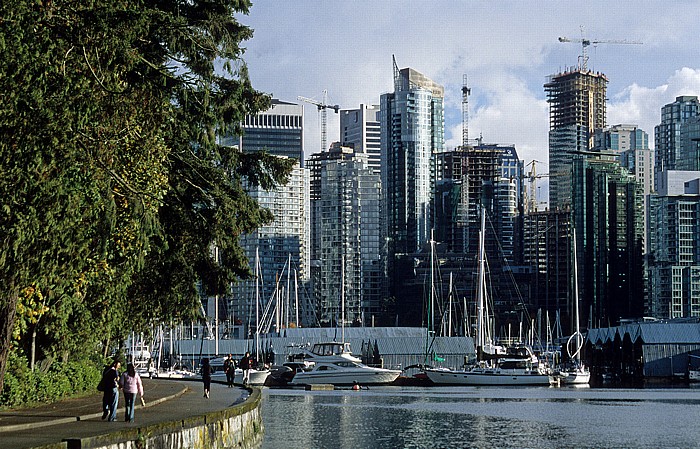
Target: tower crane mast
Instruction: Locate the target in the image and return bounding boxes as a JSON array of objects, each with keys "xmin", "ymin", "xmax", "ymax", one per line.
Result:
[
  {"xmin": 298, "ymin": 91, "xmax": 340, "ymax": 152},
  {"xmin": 558, "ymin": 27, "xmax": 642, "ymax": 71}
]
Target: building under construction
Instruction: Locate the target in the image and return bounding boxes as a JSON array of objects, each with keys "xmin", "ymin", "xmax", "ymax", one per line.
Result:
[{"xmin": 545, "ymin": 68, "xmax": 608, "ymax": 210}]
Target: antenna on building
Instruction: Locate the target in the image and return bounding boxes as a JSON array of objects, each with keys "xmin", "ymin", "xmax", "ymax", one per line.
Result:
[
  {"xmin": 462, "ymin": 74, "xmax": 471, "ymax": 147},
  {"xmin": 392, "ymin": 54, "xmax": 401, "ymax": 92}
]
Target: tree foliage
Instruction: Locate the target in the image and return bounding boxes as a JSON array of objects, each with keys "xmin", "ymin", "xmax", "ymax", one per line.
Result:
[{"xmin": 0, "ymin": 0, "xmax": 293, "ymax": 393}]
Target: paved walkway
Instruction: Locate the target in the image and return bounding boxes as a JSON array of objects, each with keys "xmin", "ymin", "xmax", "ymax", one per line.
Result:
[{"xmin": 0, "ymin": 378, "xmax": 249, "ymax": 449}]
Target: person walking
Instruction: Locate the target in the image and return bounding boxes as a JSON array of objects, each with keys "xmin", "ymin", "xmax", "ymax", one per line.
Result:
[
  {"xmin": 120, "ymin": 363, "xmax": 144, "ymax": 423},
  {"xmin": 224, "ymin": 354, "xmax": 235, "ymax": 388},
  {"xmin": 201, "ymin": 358, "xmax": 212, "ymax": 398},
  {"xmin": 239, "ymin": 351, "xmax": 253, "ymax": 385},
  {"xmin": 101, "ymin": 359, "xmax": 121, "ymax": 421}
]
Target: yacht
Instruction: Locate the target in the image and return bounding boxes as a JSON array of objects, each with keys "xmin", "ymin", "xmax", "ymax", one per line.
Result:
[{"xmin": 289, "ymin": 342, "xmax": 401, "ymax": 386}]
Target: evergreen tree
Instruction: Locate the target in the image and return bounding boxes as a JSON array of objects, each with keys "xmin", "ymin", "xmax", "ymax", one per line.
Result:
[{"xmin": 0, "ymin": 0, "xmax": 292, "ymax": 392}]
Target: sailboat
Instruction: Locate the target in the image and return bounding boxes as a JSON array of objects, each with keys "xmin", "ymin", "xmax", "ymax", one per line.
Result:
[
  {"xmin": 558, "ymin": 229, "xmax": 590, "ymax": 385},
  {"xmin": 234, "ymin": 247, "xmax": 271, "ymax": 386},
  {"xmin": 424, "ymin": 208, "xmax": 553, "ymax": 386}
]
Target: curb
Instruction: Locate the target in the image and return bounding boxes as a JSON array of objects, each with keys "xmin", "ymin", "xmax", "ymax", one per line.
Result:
[{"xmin": 0, "ymin": 386, "xmax": 189, "ymax": 433}]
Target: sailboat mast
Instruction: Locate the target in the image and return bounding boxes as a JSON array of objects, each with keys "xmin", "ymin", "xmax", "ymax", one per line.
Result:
[
  {"xmin": 573, "ymin": 229, "xmax": 581, "ymax": 363},
  {"xmin": 255, "ymin": 247, "xmax": 260, "ymax": 360},
  {"xmin": 341, "ymin": 253, "xmax": 345, "ymax": 344},
  {"xmin": 476, "ymin": 208, "xmax": 486, "ymax": 353}
]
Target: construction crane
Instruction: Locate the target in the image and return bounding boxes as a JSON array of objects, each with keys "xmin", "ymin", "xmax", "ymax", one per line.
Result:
[
  {"xmin": 461, "ymin": 74, "xmax": 471, "ymax": 147},
  {"xmin": 558, "ymin": 27, "xmax": 642, "ymax": 71},
  {"xmin": 298, "ymin": 90, "xmax": 340, "ymax": 152},
  {"xmin": 525, "ymin": 160, "xmax": 549, "ymax": 214}
]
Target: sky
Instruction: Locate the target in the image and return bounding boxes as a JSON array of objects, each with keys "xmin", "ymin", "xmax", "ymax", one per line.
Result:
[{"xmin": 237, "ymin": 1, "xmax": 700, "ymax": 183}]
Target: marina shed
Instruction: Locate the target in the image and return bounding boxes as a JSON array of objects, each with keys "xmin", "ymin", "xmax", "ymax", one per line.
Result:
[
  {"xmin": 586, "ymin": 319, "xmax": 700, "ymax": 379},
  {"xmin": 171, "ymin": 327, "xmax": 475, "ymax": 372}
]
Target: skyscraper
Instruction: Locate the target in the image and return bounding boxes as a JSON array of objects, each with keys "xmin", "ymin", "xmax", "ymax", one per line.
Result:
[
  {"xmin": 340, "ymin": 104, "xmax": 381, "ymax": 174},
  {"xmin": 654, "ymin": 95, "xmax": 700, "ymax": 190},
  {"xmin": 221, "ymin": 99, "xmax": 304, "ymax": 164},
  {"xmin": 648, "ymin": 170, "xmax": 700, "ymax": 319},
  {"xmin": 380, "ymin": 61, "xmax": 444, "ymax": 255},
  {"xmin": 572, "ymin": 152, "xmax": 645, "ymax": 327},
  {"xmin": 307, "ymin": 144, "xmax": 384, "ymax": 327},
  {"xmin": 545, "ymin": 68, "xmax": 608, "ymax": 209},
  {"xmin": 380, "ymin": 60, "xmax": 444, "ymax": 325},
  {"xmin": 593, "ymin": 124, "xmax": 654, "ymax": 252},
  {"xmin": 226, "ymin": 100, "xmax": 311, "ymax": 334}
]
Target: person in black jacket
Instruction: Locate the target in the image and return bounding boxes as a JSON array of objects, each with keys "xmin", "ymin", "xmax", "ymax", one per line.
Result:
[
  {"xmin": 201, "ymin": 358, "xmax": 212, "ymax": 398},
  {"xmin": 100, "ymin": 359, "xmax": 121, "ymax": 421},
  {"xmin": 239, "ymin": 352, "xmax": 254, "ymax": 385}
]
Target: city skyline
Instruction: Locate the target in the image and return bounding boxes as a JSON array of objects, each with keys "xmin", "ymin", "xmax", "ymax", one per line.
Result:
[{"xmin": 240, "ymin": 0, "xmax": 700, "ymax": 205}]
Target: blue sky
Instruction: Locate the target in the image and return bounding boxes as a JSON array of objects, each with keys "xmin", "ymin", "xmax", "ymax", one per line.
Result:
[{"xmin": 238, "ymin": 1, "xmax": 700, "ymax": 177}]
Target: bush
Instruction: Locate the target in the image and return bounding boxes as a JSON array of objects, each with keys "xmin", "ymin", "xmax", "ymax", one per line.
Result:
[{"xmin": 0, "ymin": 354, "xmax": 103, "ymax": 408}]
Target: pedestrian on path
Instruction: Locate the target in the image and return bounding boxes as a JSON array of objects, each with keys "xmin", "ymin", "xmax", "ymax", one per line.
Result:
[
  {"xmin": 239, "ymin": 352, "xmax": 253, "ymax": 385},
  {"xmin": 119, "ymin": 363, "xmax": 144, "ymax": 423},
  {"xmin": 101, "ymin": 359, "xmax": 121, "ymax": 421},
  {"xmin": 224, "ymin": 354, "xmax": 235, "ymax": 388},
  {"xmin": 201, "ymin": 358, "xmax": 212, "ymax": 398}
]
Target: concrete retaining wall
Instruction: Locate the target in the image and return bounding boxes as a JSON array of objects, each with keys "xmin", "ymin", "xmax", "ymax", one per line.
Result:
[{"xmin": 63, "ymin": 388, "xmax": 263, "ymax": 449}]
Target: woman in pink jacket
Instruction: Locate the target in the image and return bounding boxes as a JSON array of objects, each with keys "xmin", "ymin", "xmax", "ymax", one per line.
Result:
[{"xmin": 120, "ymin": 363, "xmax": 144, "ymax": 423}]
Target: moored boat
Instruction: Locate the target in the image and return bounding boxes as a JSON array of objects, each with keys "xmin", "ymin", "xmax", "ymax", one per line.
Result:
[{"xmin": 289, "ymin": 341, "xmax": 401, "ymax": 386}]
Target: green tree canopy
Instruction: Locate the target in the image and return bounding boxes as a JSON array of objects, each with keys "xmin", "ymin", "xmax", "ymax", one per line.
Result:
[{"xmin": 0, "ymin": 0, "xmax": 293, "ymax": 392}]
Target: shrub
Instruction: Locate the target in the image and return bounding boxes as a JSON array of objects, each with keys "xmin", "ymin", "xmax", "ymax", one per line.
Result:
[{"xmin": 0, "ymin": 354, "xmax": 103, "ymax": 408}]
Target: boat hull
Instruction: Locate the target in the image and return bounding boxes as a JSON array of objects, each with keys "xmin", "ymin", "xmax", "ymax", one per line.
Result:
[
  {"xmin": 234, "ymin": 368, "xmax": 271, "ymax": 386},
  {"xmin": 560, "ymin": 369, "xmax": 591, "ymax": 385},
  {"xmin": 290, "ymin": 369, "xmax": 401, "ymax": 386},
  {"xmin": 425, "ymin": 368, "xmax": 552, "ymax": 386}
]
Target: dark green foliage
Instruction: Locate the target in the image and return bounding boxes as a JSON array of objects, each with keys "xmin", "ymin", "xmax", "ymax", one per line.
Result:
[
  {"xmin": 0, "ymin": 353, "xmax": 102, "ymax": 408},
  {"xmin": 0, "ymin": 0, "xmax": 293, "ymax": 396}
]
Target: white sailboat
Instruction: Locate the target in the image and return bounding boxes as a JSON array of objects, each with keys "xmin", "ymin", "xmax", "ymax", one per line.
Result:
[
  {"xmin": 425, "ymin": 208, "xmax": 553, "ymax": 386},
  {"xmin": 235, "ymin": 247, "xmax": 271, "ymax": 386},
  {"xmin": 559, "ymin": 229, "xmax": 590, "ymax": 385}
]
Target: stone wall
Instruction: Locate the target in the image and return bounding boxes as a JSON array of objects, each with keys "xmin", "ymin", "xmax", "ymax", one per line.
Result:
[{"xmin": 64, "ymin": 388, "xmax": 263, "ymax": 449}]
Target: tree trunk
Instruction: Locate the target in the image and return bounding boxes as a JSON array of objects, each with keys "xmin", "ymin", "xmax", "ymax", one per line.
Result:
[
  {"xmin": 30, "ymin": 325, "xmax": 37, "ymax": 371},
  {"xmin": 0, "ymin": 289, "xmax": 19, "ymax": 392}
]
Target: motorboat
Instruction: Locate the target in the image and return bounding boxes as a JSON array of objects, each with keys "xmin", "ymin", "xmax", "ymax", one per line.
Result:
[{"xmin": 289, "ymin": 342, "xmax": 401, "ymax": 386}]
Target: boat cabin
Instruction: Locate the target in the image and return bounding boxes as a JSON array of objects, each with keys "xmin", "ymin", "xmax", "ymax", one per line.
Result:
[{"xmin": 310, "ymin": 342, "xmax": 351, "ymax": 356}]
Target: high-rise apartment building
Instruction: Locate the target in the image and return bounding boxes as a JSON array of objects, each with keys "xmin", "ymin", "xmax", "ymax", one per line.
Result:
[
  {"xmin": 679, "ymin": 116, "xmax": 700, "ymax": 171},
  {"xmin": 654, "ymin": 95, "xmax": 700, "ymax": 190},
  {"xmin": 340, "ymin": 104, "xmax": 381, "ymax": 174},
  {"xmin": 221, "ymin": 99, "xmax": 304, "ymax": 165},
  {"xmin": 545, "ymin": 68, "xmax": 608, "ymax": 209},
  {"xmin": 380, "ymin": 60, "xmax": 444, "ymax": 325},
  {"xmin": 307, "ymin": 144, "xmax": 384, "ymax": 326},
  {"xmin": 593, "ymin": 124, "xmax": 654, "ymax": 253},
  {"xmin": 522, "ymin": 209, "xmax": 572, "ymax": 331},
  {"xmin": 648, "ymin": 170, "xmax": 700, "ymax": 319},
  {"xmin": 572, "ymin": 152, "xmax": 645, "ymax": 328},
  {"xmin": 226, "ymin": 100, "xmax": 312, "ymax": 335}
]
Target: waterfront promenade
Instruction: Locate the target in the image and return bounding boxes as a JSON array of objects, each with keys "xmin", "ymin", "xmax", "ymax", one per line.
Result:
[{"xmin": 0, "ymin": 378, "xmax": 252, "ymax": 449}]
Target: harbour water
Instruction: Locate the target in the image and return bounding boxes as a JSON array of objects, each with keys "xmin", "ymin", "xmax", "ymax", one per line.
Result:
[{"xmin": 261, "ymin": 385, "xmax": 700, "ymax": 448}]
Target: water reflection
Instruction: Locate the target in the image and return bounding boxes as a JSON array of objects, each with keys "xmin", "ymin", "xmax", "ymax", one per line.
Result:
[{"xmin": 261, "ymin": 386, "xmax": 700, "ymax": 448}]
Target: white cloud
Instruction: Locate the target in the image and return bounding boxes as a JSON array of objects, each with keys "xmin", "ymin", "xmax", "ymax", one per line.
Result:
[{"xmin": 608, "ymin": 67, "xmax": 700, "ymax": 148}]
